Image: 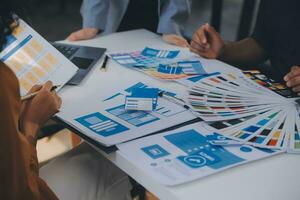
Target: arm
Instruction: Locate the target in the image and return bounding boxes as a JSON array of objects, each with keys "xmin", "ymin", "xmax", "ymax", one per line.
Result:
[
  {"xmin": 80, "ymin": 0, "xmax": 109, "ymax": 30},
  {"xmin": 67, "ymin": 0, "xmax": 110, "ymax": 41},
  {"xmin": 219, "ymin": 38, "xmax": 268, "ymax": 69},
  {"xmin": 0, "ymin": 65, "xmax": 61, "ymax": 199},
  {"xmin": 157, "ymin": 0, "xmax": 191, "ymax": 35},
  {"xmin": 158, "ymin": 0, "xmax": 191, "ymax": 47},
  {"xmin": 190, "ymin": 23, "xmax": 268, "ymax": 70}
]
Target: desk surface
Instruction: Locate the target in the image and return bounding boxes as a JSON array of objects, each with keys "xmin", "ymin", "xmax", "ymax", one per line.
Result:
[{"xmin": 60, "ymin": 30, "xmax": 300, "ymax": 200}]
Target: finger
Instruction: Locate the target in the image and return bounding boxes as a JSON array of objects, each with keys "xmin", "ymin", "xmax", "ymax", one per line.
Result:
[
  {"xmin": 292, "ymin": 85, "xmax": 300, "ymax": 93},
  {"xmin": 42, "ymin": 81, "xmax": 53, "ymax": 91},
  {"xmin": 284, "ymin": 66, "xmax": 300, "ymax": 81},
  {"xmin": 286, "ymin": 76, "xmax": 300, "ymax": 87},
  {"xmin": 191, "ymin": 40, "xmax": 207, "ymax": 52},
  {"xmin": 190, "ymin": 46, "xmax": 209, "ymax": 58},
  {"xmin": 193, "ymin": 26, "xmax": 208, "ymax": 45},
  {"xmin": 27, "ymin": 84, "xmax": 42, "ymax": 94}
]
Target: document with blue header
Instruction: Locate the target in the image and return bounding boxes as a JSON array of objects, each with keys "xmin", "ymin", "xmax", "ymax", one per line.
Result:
[{"xmin": 117, "ymin": 123, "xmax": 281, "ymax": 185}]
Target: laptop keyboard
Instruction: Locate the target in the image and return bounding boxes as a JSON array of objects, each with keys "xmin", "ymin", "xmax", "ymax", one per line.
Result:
[{"xmin": 53, "ymin": 44, "xmax": 79, "ymax": 58}]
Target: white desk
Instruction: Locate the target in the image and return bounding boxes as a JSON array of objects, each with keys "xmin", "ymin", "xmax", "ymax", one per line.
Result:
[{"xmin": 60, "ymin": 29, "xmax": 300, "ymax": 200}]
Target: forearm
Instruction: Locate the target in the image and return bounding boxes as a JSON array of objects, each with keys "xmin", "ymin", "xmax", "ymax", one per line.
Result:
[
  {"xmin": 157, "ymin": 0, "xmax": 191, "ymax": 35},
  {"xmin": 219, "ymin": 37, "xmax": 268, "ymax": 69},
  {"xmin": 80, "ymin": 0, "xmax": 109, "ymax": 30}
]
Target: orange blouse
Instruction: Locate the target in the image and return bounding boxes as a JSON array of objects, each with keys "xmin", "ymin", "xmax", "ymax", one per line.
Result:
[{"xmin": 0, "ymin": 62, "xmax": 58, "ymax": 199}]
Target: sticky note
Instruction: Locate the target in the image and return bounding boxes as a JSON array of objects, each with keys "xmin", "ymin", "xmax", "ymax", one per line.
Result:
[
  {"xmin": 125, "ymin": 88, "xmax": 159, "ymax": 111},
  {"xmin": 141, "ymin": 47, "xmax": 179, "ymax": 59},
  {"xmin": 178, "ymin": 60, "xmax": 207, "ymax": 75}
]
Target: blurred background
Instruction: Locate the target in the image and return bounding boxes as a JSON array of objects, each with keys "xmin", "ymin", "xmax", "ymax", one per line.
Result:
[{"xmin": 26, "ymin": 0, "xmax": 260, "ymax": 42}]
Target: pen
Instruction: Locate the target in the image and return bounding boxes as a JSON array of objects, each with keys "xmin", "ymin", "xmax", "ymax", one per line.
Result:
[
  {"xmin": 21, "ymin": 85, "xmax": 60, "ymax": 101},
  {"xmin": 158, "ymin": 91, "xmax": 200, "ymax": 117},
  {"xmin": 100, "ymin": 55, "xmax": 109, "ymax": 71}
]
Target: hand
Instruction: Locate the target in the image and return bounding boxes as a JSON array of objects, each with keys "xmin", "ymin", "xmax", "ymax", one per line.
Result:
[
  {"xmin": 162, "ymin": 34, "xmax": 189, "ymax": 47},
  {"xmin": 20, "ymin": 81, "xmax": 62, "ymax": 137},
  {"xmin": 67, "ymin": 28, "xmax": 99, "ymax": 41},
  {"xmin": 190, "ymin": 23, "xmax": 225, "ymax": 59},
  {"xmin": 284, "ymin": 66, "xmax": 300, "ymax": 95}
]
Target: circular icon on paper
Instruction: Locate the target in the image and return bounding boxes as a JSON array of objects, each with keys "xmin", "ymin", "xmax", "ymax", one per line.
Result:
[
  {"xmin": 240, "ymin": 146, "xmax": 252, "ymax": 153},
  {"xmin": 183, "ymin": 155, "xmax": 206, "ymax": 168},
  {"xmin": 217, "ymin": 135, "xmax": 226, "ymax": 140}
]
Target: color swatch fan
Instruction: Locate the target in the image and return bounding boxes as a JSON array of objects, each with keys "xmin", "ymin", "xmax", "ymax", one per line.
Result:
[{"xmin": 186, "ymin": 70, "xmax": 300, "ymax": 153}]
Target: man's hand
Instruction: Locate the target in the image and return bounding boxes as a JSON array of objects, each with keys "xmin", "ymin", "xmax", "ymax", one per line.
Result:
[
  {"xmin": 162, "ymin": 34, "xmax": 189, "ymax": 47},
  {"xmin": 67, "ymin": 28, "xmax": 99, "ymax": 41},
  {"xmin": 284, "ymin": 66, "xmax": 300, "ymax": 95},
  {"xmin": 20, "ymin": 81, "xmax": 62, "ymax": 137},
  {"xmin": 190, "ymin": 23, "xmax": 225, "ymax": 59}
]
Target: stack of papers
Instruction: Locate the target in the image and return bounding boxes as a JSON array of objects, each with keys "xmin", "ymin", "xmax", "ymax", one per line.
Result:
[
  {"xmin": 186, "ymin": 70, "xmax": 300, "ymax": 153},
  {"xmin": 109, "ymin": 47, "xmax": 207, "ymax": 80}
]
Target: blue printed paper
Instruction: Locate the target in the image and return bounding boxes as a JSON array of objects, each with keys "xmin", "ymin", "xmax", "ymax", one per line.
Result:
[
  {"xmin": 158, "ymin": 64, "xmax": 183, "ymax": 74},
  {"xmin": 178, "ymin": 60, "xmax": 207, "ymax": 75},
  {"xmin": 75, "ymin": 112, "xmax": 129, "ymax": 137},
  {"xmin": 141, "ymin": 47, "xmax": 180, "ymax": 59},
  {"xmin": 125, "ymin": 88, "xmax": 159, "ymax": 111}
]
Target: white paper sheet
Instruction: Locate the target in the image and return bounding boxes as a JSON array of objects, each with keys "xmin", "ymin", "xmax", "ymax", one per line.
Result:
[
  {"xmin": 117, "ymin": 123, "xmax": 281, "ymax": 186},
  {"xmin": 0, "ymin": 19, "xmax": 78, "ymax": 95},
  {"xmin": 57, "ymin": 82, "xmax": 196, "ymax": 146}
]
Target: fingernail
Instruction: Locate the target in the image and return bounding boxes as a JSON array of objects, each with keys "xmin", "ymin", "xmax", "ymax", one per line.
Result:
[
  {"xmin": 286, "ymin": 82, "xmax": 291, "ymax": 87},
  {"xmin": 284, "ymin": 75, "xmax": 288, "ymax": 81}
]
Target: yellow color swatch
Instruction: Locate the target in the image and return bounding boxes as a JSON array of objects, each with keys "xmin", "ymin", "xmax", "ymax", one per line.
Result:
[
  {"xmin": 25, "ymin": 71, "xmax": 38, "ymax": 84},
  {"xmin": 38, "ymin": 59, "xmax": 52, "ymax": 72},
  {"xmin": 32, "ymin": 66, "xmax": 46, "ymax": 78},
  {"xmin": 19, "ymin": 78, "xmax": 32, "ymax": 92},
  {"xmin": 46, "ymin": 53, "xmax": 58, "ymax": 65},
  {"xmin": 30, "ymin": 39, "xmax": 43, "ymax": 52},
  {"xmin": 23, "ymin": 46, "xmax": 37, "ymax": 60}
]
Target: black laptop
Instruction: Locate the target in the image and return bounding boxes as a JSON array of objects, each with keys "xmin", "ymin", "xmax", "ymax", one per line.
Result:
[{"xmin": 52, "ymin": 42, "xmax": 106, "ymax": 85}]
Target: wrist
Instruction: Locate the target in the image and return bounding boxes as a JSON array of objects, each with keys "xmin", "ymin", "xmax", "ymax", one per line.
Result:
[
  {"xmin": 22, "ymin": 120, "xmax": 40, "ymax": 138},
  {"xmin": 217, "ymin": 42, "xmax": 228, "ymax": 61}
]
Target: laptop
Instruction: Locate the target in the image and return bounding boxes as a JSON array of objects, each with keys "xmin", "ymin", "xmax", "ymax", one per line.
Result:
[{"xmin": 52, "ymin": 42, "xmax": 106, "ymax": 85}]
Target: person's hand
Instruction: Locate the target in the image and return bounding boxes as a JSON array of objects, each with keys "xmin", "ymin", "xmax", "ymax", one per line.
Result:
[
  {"xmin": 20, "ymin": 81, "xmax": 62, "ymax": 137},
  {"xmin": 190, "ymin": 23, "xmax": 225, "ymax": 59},
  {"xmin": 67, "ymin": 28, "xmax": 99, "ymax": 41},
  {"xmin": 284, "ymin": 66, "xmax": 300, "ymax": 95},
  {"xmin": 162, "ymin": 34, "xmax": 189, "ymax": 47}
]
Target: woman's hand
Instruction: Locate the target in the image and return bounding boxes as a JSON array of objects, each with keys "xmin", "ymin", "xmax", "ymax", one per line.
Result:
[
  {"xmin": 162, "ymin": 34, "xmax": 189, "ymax": 47},
  {"xmin": 20, "ymin": 81, "xmax": 62, "ymax": 137}
]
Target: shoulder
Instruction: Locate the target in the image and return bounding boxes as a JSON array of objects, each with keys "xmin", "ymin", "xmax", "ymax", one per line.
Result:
[{"xmin": 0, "ymin": 62, "xmax": 20, "ymax": 101}]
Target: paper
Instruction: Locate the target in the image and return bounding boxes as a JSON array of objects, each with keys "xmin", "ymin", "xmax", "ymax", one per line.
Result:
[
  {"xmin": 185, "ymin": 69, "xmax": 300, "ymax": 153},
  {"xmin": 0, "ymin": 19, "xmax": 78, "ymax": 95},
  {"xmin": 117, "ymin": 123, "xmax": 281, "ymax": 186},
  {"xmin": 57, "ymin": 82, "xmax": 196, "ymax": 146},
  {"xmin": 125, "ymin": 88, "xmax": 158, "ymax": 111},
  {"xmin": 110, "ymin": 48, "xmax": 208, "ymax": 81},
  {"xmin": 141, "ymin": 47, "xmax": 179, "ymax": 59},
  {"xmin": 178, "ymin": 60, "xmax": 207, "ymax": 75}
]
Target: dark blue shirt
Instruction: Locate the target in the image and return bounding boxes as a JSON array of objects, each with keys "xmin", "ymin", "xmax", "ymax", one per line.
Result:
[{"xmin": 252, "ymin": 0, "xmax": 300, "ymax": 81}]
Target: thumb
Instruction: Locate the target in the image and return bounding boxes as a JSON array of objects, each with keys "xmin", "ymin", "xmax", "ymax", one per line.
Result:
[{"xmin": 27, "ymin": 84, "xmax": 42, "ymax": 94}]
